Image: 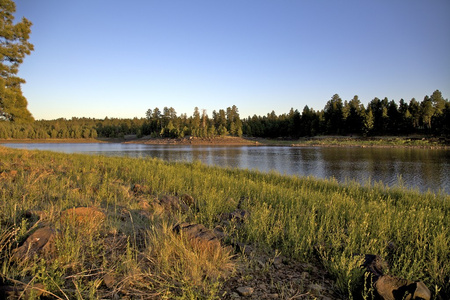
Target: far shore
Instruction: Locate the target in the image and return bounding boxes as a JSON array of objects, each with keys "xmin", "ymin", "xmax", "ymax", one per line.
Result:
[{"xmin": 0, "ymin": 135, "xmax": 448, "ymax": 149}]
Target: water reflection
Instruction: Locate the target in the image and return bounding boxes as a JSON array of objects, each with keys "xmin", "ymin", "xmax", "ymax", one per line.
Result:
[{"xmin": 3, "ymin": 143, "xmax": 449, "ymax": 193}]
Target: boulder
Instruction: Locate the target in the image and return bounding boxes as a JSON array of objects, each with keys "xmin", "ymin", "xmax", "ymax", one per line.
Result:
[
  {"xmin": 12, "ymin": 227, "xmax": 56, "ymax": 261},
  {"xmin": 361, "ymin": 255, "xmax": 430, "ymax": 300},
  {"xmin": 375, "ymin": 275, "xmax": 430, "ymax": 300},
  {"xmin": 173, "ymin": 222, "xmax": 222, "ymax": 246}
]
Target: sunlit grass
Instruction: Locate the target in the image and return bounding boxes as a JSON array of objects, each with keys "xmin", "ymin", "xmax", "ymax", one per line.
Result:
[{"xmin": 0, "ymin": 146, "xmax": 449, "ymax": 298}]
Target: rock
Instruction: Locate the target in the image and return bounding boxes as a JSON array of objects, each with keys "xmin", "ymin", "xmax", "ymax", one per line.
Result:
[
  {"xmin": 60, "ymin": 207, "xmax": 106, "ymax": 232},
  {"xmin": 375, "ymin": 275, "xmax": 431, "ymax": 300},
  {"xmin": 360, "ymin": 254, "xmax": 430, "ymax": 300},
  {"xmin": 138, "ymin": 199, "xmax": 152, "ymax": 210},
  {"xmin": 213, "ymin": 225, "xmax": 226, "ymax": 240},
  {"xmin": 131, "ymin": 183, "xmax": 149, "ymax": 194},
  {"xmin": 173, "ymin": 222, "xmax": 221, "ymax": 245},
  {"xmin": 159, "ymin": 195, "xmax": 189, "ymax": 213},
  {"xmin": 362, "ymin": 254, "xmax": 388, "ymax": 280},
  {"xmin": 273, "ymin": 256, "xmax": 285, "ymax": 269},
  {"xmin": 12, "ymin": 227, "xmax": 56, "ymax": 261},
  {"xmin": 221, "ymin": 209, "xmax": 250, "ymax": 223},
  {"xmin": 180, "ymin": 194, "xmax": 195, "ymax": 207},
  {"xmin": 0, "ymin": 282, "xmax": 47, "ymax": 299},
  {"xmin": 103, "ymin": 274, "xmax": 116, "ymax": 288},
  {"xmin": 236, "ymin": 286, "xmax": 254, "ymax": 297},
  {"xmin": 230, "ymin": 209, "xmax": 249, "ymax": 222}
]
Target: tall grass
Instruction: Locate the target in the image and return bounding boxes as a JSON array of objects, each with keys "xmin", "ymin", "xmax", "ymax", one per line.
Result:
[{"xmin": 0, "ymin": 146, "xmax": 449, "ymax": 298}]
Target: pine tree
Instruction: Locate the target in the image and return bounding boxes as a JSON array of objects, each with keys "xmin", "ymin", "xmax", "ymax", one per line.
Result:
[{"xmin": 0, "ymin": 0, "xmax": 34, "ymax": 122}]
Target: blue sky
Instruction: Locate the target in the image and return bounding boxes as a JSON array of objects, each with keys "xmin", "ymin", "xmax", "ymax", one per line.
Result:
[{"xmin": 14, "ymin": 0, "xmax": 450, "ymax": 120}]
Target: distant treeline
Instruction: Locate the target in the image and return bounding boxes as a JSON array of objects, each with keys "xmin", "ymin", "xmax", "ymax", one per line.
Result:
[{"xmin": 1, "ymin": 90, "xmax": 449, "ymax": 139}]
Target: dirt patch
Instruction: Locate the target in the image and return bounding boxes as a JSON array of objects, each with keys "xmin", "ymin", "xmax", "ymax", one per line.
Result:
[{"xmin": 221, "ymin": 248, "xmax": 339, "ymax": 299}]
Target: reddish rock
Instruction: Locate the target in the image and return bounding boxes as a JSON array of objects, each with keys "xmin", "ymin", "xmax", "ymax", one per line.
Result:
[
  {"xmin": 60, "ymin": 207, "xmax": 105, "ymax": 232},
  {"xmin": 12, "ymin": 227, "xmax": 56, "ymax": 261},
  {"xmin": 375, "ymin": 275, "xmax": 430, "ymax": 300}
]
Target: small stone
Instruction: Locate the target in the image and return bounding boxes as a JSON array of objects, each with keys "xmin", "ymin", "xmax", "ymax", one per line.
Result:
[
  {"xmin": 103, "ymin": 274, "xmax": 116, "ymax": 288},
  {"xmin": 236, "ymin": 286, "xmax": 254, "ymax": 297}
]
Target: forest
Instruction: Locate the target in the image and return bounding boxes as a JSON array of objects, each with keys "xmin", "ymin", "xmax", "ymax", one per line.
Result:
[
  {"xmin": 0, "ymin": 1, "xmax": 448, "ymax": 141},
  {"xmin": 1, "ymin": 90, "xmax": 449, "ymax": 140}
]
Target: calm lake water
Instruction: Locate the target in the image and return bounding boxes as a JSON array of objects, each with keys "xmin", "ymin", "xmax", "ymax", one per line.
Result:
[{"xmin": 3, "ymin": 143, "xmax": 449, "ymax": 194}]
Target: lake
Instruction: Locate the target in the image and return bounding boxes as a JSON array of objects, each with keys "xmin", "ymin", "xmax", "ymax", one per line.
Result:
[{"xmin": 3, "ymin": 143, "xmax": 449, "ymax": 194}]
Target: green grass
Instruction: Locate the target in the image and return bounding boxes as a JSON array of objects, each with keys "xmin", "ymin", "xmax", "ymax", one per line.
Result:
[{"xmin": 0, "ymin": 146, "xmax": 449, "ymax": 299}]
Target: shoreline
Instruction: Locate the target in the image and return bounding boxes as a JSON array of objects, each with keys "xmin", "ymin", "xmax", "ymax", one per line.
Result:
[
  {"xmin": 1, "ymin": 147, "xmax": 448, "ymax": 298},
  {"xmin": 0, "ymin": 136, "xmax": 448, "ymax": 149}
]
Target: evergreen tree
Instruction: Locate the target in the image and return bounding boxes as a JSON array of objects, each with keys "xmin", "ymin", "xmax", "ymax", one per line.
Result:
[
  {"xmin": 420, "ymin": 95, "xmax": 434, "ymax": 130},
  {"xmin": 345, "ymin": 95, "xmax": 365, "ymax": 134},
  {"xmin": 408, "ymin": 98, "xmax": 421, "ymax": 130},
  {"xmin": 324, "ymin": 94, "xmax": 344, "ymax": 134},
  {"xmin": 387, "ymin": 100, "xmax": 400, "ymax": 134},
  {"xmin": 0, "ymin": 0, "xmax": 34, "ymax": 122}
]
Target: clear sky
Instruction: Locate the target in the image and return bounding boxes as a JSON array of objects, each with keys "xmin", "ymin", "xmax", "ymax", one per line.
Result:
[{"xmin": 14, "ymin": 0, "xmax": 450, "ymax": 120}]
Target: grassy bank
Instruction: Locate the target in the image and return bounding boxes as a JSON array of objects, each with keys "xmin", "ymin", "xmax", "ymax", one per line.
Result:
[
  {"xmin": 2, "ymin": 135, "xmax": 449, "ymax": 149},
  {"xmin": 262, "ymin": 136, "xmax": 449, "ymax": 148},
  {"xmin": 0, "ymin": 146, "xmax": 449, "ymax": 299}
]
